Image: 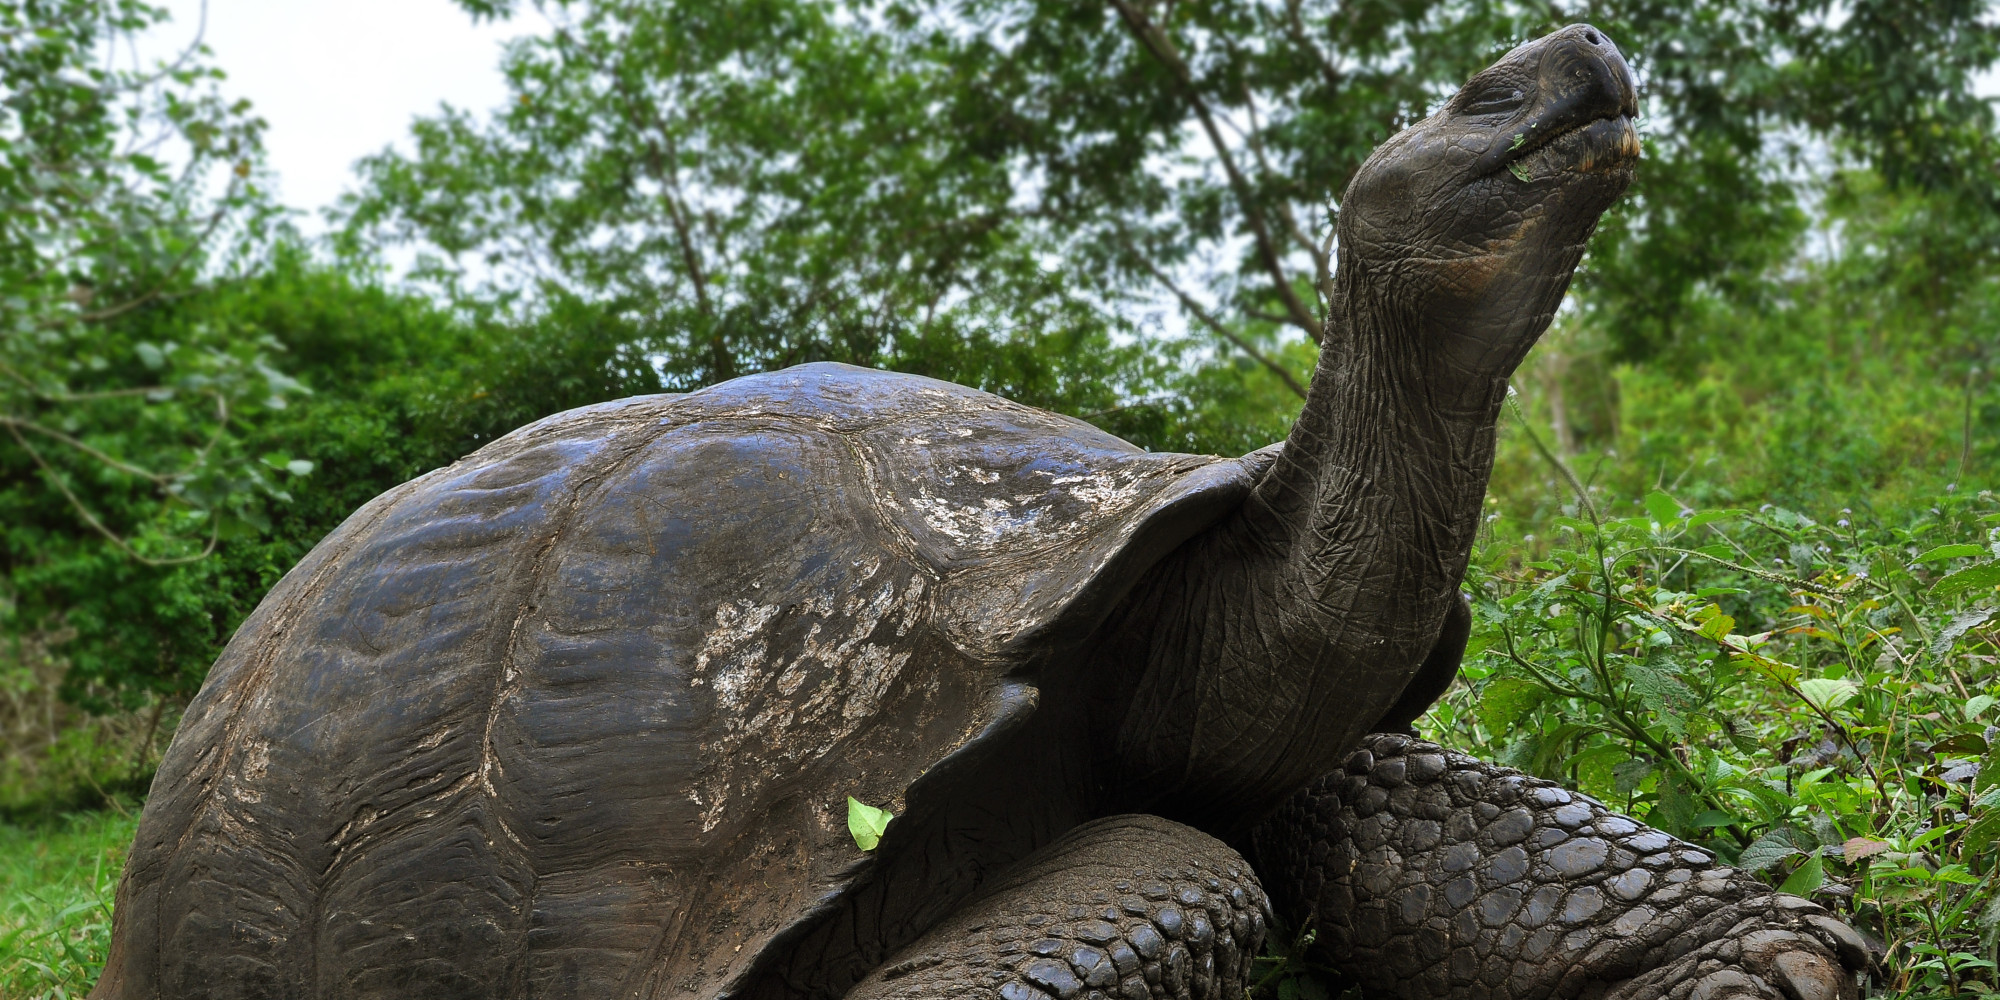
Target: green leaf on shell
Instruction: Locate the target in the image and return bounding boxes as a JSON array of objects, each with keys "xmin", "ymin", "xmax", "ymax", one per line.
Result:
[{"xmin": 847, "ymin": 796, "xmax": 893, "ymax": 851}]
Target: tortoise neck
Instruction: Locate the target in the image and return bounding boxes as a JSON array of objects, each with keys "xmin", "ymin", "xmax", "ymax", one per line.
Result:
[
  {"xmin": 1254, "ymin": 292, "xmax": 1510, "ymax": 560},
  {"xmin": 1101, "ymin": 289, "xmax": 1512, "ymax": 829},
  {"xmin": 1239, "ymin": 292, "xmax": 1507, "ymax": 758}
]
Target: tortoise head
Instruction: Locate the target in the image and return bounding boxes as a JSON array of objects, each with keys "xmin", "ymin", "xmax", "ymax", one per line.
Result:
[{"xmin": 1334, "ymin": 24, "xmax": 1638, "ymax": 391}]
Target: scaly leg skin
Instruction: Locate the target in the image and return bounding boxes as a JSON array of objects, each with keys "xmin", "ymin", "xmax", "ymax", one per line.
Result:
[
  {"xmin": 1247, "ymin": 734, "xmax": 1873, "ymax": 1000},
  {"xmin": 847, "ymin": 815, "xmax": 1270, "ymax": 1000}
]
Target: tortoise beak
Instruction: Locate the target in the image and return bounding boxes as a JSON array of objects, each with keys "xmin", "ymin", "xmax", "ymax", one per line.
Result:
[{"xmin": 1474, "ymin": 24, "xmax": 1640, "ymax": 177}]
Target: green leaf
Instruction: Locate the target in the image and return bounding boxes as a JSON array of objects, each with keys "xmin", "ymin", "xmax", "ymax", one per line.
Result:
[
  {"xmin": 285, "ymin": 459, "xmax": 315, "ymax": 476},
  {"xmin": 1687, "ymin": 509, "xmax": 1748, "ymax": 529},
  {"xmin": 1645, "ymin": 491, "xmax": 1683, "ymax": 527},
  {"xmin": 1979, "ymin": 740, "xmax": 2000, "ymax": 797},
  {"xmin": 1982, "ymin": 894, "xmax": 2000, "ymax": 955},
  {"xmin": 1934, "ymin": 607, "xmax": 1998, "ymax": 659},
  {"xmin": 1797, "ymin": 678, "xmax": 1858, "ymax": 713},
  {"xmin": 1692, "ymin": 809, "xmax": 1737, "ymax": 829},
  {"xmin": 1931, "ymin": 864, "xmax": 1981, "ymax": 885},
  {"xmin": 1625, "ymin": 659, "xmax": 1699, "ymax": 737},
  {"xmin": 1880, "ymin": 866, "xmax": 1943, "ymax": 881},
  {"xmin": 847, "ymin": 796, "xmax": 894, "ymax": 851},
  {"xmin": 1478, "ymin": 677, "xmax": 1548, "ymax": 734},
  {"xmin": 1739, "ymin": 830, "xmax": 1805, "ymax": 871},
  {"xmin": 1777, "ymin": 854, "xmax": 1825, "ymax": 896},
  {"xmin": 1934, "ymin": 565, "xmax": 2000, "ymax": 601},
  {"xmin": 1613, "ymin": 757, "xmax": 1654, "ymax": 796},
  {"xmin": 1966, "ymin": 813, "xmax": 2000, "ymax": 857},
  {"xmin": 1932, "ymin": 732, "xmax": 1990, "ymax": 754},
  {"xmin": 1561, "ymin": 744, "xmax": 1629, "ymax": 791},
  {"xmin": 1917, "ymin": 544, "xmax": 1988, "ymax": 563},
  {"xmin": 1652, "ymin": 771, "xmax": 1699, "ymax": 834},
  {"xmin": 1698, "ymin": 613, "xmax": 1737, "ymax": 641}
]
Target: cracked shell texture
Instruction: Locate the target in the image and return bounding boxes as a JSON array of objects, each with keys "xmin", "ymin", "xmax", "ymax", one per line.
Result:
[
  {"xmin": 94, "ymin": 364, "xmax": 1273, "ymax": 1000},
  {"xmin": 1248, "ymin": 735, "xmax": 1868, "ymax": 1000}
]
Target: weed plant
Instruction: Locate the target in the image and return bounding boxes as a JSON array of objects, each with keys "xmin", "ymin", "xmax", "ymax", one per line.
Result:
[
  {"xmin": 1422, "ymin": 461, "xmax": 2000, "ymax": 998},
  {"xmin": 0, "ymin": 808, "xmax": 135, "ymax": 997}
]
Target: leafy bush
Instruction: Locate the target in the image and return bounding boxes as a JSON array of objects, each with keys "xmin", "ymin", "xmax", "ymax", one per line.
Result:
[{"xmin": 1428, "ymin": 463, "xmax": 2000, "ymax": 996}]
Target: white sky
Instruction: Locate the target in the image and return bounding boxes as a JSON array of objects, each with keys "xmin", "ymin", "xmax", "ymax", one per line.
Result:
[{"xmin": 148, "ymin": 0, "xmax": 523, "ymax": 233}]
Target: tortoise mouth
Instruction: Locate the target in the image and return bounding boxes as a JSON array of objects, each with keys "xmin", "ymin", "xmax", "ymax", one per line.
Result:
[{"xmin": 1499, "ymin": 114, "xmax": 1640, "ymax": 177}]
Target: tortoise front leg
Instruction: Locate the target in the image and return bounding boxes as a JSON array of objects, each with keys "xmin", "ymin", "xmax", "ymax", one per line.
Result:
[
  {"xmin": 1247, "ymin": 735, "xmax": 1872, "ymax": 1000},
  {"xmin": 847, "ymin": 815, "xmax": 1270, "ymax": 1000}
]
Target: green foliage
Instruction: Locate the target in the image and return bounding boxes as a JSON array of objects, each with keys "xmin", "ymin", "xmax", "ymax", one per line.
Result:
[
  {"xmin": 341, "ymin": 0, "xmax": 2000, "ymax": 422},
  {"xmin": 0, "ymin": 808, "xmax": 135, "ymax": 997},
  {"xmin": 1250, "ymin": 920, "xmax": 1347, "ymax": 1000},
  {"xmin": 0, "ymin": 248, "xmax": 480, "ymax": 714},
  {"xmin": 1, "ymin": 0, "xmax": 293, "ymax": 565},
  {"xmin": 1427, "ymin": 475, "xmax": 2000, "ymax": 996},
  {"xmin": 0, "ymin": 633, "xmax": 172, "ymax": 819}
]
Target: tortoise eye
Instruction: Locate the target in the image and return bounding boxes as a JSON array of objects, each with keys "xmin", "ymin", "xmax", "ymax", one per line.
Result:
[{"xmin": 1462, "ymin": 86, "xmax": 1525, "ymax": 116}]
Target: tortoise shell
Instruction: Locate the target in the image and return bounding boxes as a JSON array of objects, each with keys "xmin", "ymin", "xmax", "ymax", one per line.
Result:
[{"xmin": 99, "ymin": 363, "xmax": 1275, "ymax": 998}]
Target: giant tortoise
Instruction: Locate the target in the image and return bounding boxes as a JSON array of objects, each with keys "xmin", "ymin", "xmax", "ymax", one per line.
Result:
[{"xmin": 97, "ymin": 24, "xmax": 1871, "ymax": 1000}]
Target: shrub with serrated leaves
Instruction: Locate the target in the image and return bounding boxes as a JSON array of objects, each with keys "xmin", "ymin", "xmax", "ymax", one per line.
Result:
[{"xmin": 1425, "ymin": 476, "xmax": 2000, "ymax": 998}]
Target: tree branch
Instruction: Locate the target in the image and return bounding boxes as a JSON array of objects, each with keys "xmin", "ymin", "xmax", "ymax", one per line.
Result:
[
  {"xmin": 0, "ymin": 415, "xmax": 175, "ymax": 483},
  {"xmin": 3, "ymin": 421, "xmax": 218, "ymax": 567},
  {"xmin": 1119, "ymin": 235, "xmax": 1308, "ymax": 400},
  {"xmin": 1233, "ymin": 76, "xmax": 1327, "ymax": 295},
  {"xmin": 1107, "ymin": 0, "xmax": 1324, "ymax": 343},
  {"xmin": 1284, "ymin": 0, "xmax": 1347, "ymax": 94},
  {"xmin": 557, "ymin": 28, "xmax": 714, "ymax": 319}
]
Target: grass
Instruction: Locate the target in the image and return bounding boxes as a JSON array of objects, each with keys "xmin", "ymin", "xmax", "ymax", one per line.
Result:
[{"xmin": 0, "ymin": 808, "xmax": 135, "ymax": 998}]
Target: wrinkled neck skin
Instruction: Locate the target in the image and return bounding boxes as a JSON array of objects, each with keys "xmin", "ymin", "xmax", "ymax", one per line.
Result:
[{"xmin": 1098, "ymin": 251, "xmax": 1573, "ymax": 835}]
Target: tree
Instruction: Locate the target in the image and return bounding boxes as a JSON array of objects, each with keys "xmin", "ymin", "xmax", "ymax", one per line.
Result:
[
  {"xmin": 0, "ymin": 0, "xmax": 302, "ymax": 568},
  {"xmin": 338, "ymin": 0, "xmax": 1176, "ymax": 432},
  {"xmin": 0, "ymin": 0, "xmax": 311, "ymax": 712},
  {"xmin": 343, "ymin": 0, "xmax": 2000, "ymax": 409}
]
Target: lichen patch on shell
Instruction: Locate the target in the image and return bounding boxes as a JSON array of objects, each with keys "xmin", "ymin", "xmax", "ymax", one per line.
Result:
[{"xmin": 689, "ymin": 572, "xmax": 929, "ymax": 833}]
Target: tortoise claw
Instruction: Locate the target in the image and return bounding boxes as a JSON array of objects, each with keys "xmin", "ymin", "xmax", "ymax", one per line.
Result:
[
  {"xmin": 1741, "ymin": 929, "xmax": 1849, "ymax": 1000},
  {"xmin": 1622, "ymin": 922, "xmax": 1863, "ymax": 1000},
  {"xmin": 1800, "ymin": 912, "xmax": 1874, "ymax": 974}
]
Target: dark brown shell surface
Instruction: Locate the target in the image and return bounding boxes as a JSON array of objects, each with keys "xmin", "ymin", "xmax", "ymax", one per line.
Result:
[{"xmin": 96, "ymin": 363, "xmax": 1267, "ymax": 999}]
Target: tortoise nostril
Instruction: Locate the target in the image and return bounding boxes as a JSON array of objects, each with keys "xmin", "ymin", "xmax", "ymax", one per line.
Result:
[{"xmin": 1582, "ymin": 28, "xmax": 1601, "ymax": 45}]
